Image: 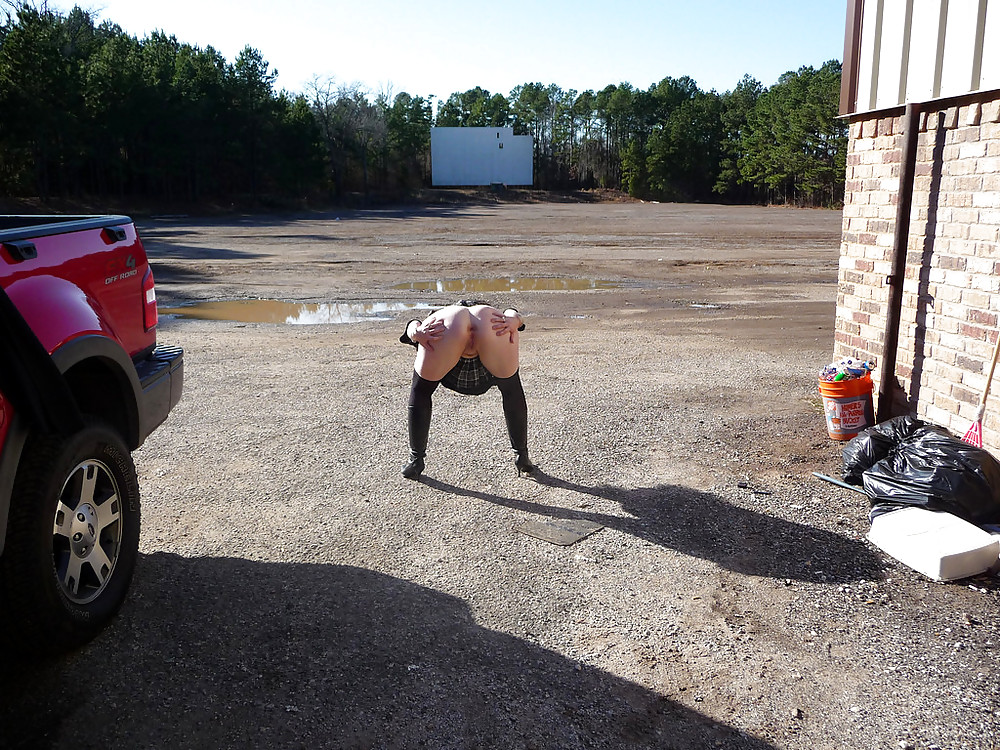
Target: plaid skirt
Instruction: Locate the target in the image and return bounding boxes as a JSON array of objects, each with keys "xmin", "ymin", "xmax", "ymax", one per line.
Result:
[{"xmin": 440, "ymin": 356, "xmax": 495, "ymax": 395}]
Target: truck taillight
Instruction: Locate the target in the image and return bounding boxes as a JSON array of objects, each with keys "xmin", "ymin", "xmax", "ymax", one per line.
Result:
[{"xmin": 142, "ymin": 268, "xmax": 158, "ymax": 331}]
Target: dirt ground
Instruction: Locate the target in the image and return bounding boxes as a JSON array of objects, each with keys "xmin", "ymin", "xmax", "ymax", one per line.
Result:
[{"xmin": 3, "ymin": 199, "xmax": 998, "ymax": 749}]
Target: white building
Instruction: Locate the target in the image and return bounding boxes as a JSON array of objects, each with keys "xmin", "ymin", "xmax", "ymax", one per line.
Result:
[{"xmin": 431, "ymin": 127, "xmax": 533, "ymax": 187}]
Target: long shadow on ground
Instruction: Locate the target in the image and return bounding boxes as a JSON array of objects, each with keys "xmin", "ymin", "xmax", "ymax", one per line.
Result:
[
  {"xmin": 423, "ymin": 473, "xmax": 883, "ymax": 584},
  {"xmin": 1, "ymin": 554, "xmax": 775, "ymax": 750}
]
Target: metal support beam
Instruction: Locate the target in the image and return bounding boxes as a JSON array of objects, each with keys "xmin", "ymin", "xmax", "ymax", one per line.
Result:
[{"xmin": 877, "ymin": 102, "xmax": 922, "ymax": 421}]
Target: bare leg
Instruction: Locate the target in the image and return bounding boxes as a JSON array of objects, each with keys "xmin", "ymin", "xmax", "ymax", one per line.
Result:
[
  {"xmin": 469, "ymin": 305, "xmax": 519, "ymax": 379},
  {"xmin": 404, "ymin": 305, "xmax": 468, "ymax": 479},
  {"xmin": 470, "ymin": 304, "xmax": 533, "ymax": 474},
  {"xmin": 413, "ymin": 305, "xmax": 472, "ymax": 382}
]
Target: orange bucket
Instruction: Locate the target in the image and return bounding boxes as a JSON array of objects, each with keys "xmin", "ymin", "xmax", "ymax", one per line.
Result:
[{"xmin": 818, "ymin": 372, "xmax": 874, "ymax": 440}]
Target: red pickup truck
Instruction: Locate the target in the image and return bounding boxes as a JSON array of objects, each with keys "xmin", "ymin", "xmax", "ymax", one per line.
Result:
[{"xmin": 0, "ymin": 215, "xmax": 183, "ymax": 654}]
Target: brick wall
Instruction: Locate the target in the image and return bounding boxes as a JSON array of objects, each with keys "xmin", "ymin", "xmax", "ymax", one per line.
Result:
[{"xmin": 836, "ymin": 93, "xmax": 1000, "ymax": 449}]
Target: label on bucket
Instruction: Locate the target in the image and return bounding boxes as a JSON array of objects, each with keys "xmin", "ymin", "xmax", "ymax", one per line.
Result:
[{"xmin": 823, "ymin": 393, "xmax": 872, "ymax": 438}]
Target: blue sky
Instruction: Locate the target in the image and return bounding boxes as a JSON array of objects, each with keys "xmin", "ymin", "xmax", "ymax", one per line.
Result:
[{"xmin": 59, "ymin": 0, "xmax": 846, "ymax": 101}]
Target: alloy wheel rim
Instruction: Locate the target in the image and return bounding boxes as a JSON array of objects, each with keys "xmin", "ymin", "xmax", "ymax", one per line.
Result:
[{"xmin": 52, "ymin": 459, "xmax": 123, "ymax": 605}]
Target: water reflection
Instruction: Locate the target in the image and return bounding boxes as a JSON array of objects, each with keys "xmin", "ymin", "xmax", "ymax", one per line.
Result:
[
  {"xmin": 160, "ymin": 300, "xmax": 426, "ymax": 325},
  {"xmin": 392, "ymin": 277, "xmax": 621, "ymax": 293}
]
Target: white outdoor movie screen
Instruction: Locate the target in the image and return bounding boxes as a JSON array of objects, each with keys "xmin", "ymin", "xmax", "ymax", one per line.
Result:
[{"xmin": 431, "ymin": 127, "xmax": 533, "ymax": 186}]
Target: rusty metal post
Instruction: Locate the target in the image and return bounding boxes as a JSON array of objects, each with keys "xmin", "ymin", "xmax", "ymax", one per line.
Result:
[{"xmin": 877, "ymin": 102, "xmax": 921, "ymax": 421}]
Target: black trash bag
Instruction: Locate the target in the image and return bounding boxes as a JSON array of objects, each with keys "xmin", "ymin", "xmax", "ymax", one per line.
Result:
[
  {"xmin": 842, "ymin": 415, "xmax": 924, "ymax": 484},
  {"xmin": 841, "ymin": 415, "xmax": 1000, "ymax": 524}
]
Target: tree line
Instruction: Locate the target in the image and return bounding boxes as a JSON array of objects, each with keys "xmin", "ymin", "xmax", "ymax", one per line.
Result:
[{"xmin": 0, "ymin": 4, "xmax": 846, "ymax": 207}]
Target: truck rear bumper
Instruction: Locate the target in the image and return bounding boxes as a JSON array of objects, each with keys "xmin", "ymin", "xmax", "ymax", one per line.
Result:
[{"xmin": 134, "ymin": 344, "xmax": 183, "ymax": 445}]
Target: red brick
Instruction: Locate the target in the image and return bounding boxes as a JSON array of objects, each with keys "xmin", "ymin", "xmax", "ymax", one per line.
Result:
[
  {"xmin": 969, "ymin": 309, "xmax": 998, "ymax": 327},
  {"xmin": 955, "ymin": 356, "xmax": 983, "ymax": 374},
  {"xmin": 960, "ymin": 323, "xmax": 987, "ymax": 339},
  {"xmin": 951, "ymin": 385, "xmax": 979, "ymax": 404},
  {"xmin": 937, "ymin": 255, "xmax": 967, "ymax": 271}
]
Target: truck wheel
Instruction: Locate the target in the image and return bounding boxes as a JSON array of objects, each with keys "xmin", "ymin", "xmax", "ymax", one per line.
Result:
[{"xmin": 0, "ymin": 421, "xmax": 140, "ymax": 654}]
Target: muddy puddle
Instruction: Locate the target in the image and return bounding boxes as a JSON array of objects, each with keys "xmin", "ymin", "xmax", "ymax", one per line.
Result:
[
  {"xmin": 391, "ymin": 277, "xmax": 623, "ymax": 293},
  {"xmin": 160, "ymin": 300, "xmax": 426, "ymax": 325}
]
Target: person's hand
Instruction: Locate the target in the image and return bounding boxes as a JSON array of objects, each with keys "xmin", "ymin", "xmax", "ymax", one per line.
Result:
[
  {"xmin": 491, "ymin": 310, "xmax": 520, "ymax": 342},
  {"xmin": 414, "ymin": 318, "xmax": 444, "ymax": 350}
]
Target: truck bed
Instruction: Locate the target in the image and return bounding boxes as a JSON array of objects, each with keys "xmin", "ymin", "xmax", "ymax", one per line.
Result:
[{"xmin": 0, "ymin": 215, "xmax": 133, "ymax": 241}]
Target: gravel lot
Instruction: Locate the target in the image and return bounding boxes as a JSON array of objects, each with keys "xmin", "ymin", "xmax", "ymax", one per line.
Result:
[{"xmin": 3, "ymin": 199, "xmax": 998, "ymax": 749}]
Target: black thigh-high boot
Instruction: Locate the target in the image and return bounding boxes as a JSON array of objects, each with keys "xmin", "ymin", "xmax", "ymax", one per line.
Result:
[
  {"xmin": 403, "ymin": 371, "xmax": 438, "ymax": 479},
  {"xmin": 495, "ymin": 370, "xmax": 537, "ymax": 476}
]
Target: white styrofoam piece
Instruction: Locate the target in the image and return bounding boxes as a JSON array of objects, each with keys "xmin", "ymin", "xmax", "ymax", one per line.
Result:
[
  {"xmin": 988, "ymin": 526, "xmax": 1000, "ymax": 575},
  {"xmin": 867, "ymin": 507, "xmax": 1000, "ymax": 581}
]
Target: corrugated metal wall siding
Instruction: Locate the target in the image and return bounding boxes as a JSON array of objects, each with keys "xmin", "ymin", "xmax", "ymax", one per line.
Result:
[
  {"xmin": 842, "ymin": 0, "xmax": 999, "ymax": 116},
  {"xmin": 838, "ymin": 1, "xmax": 1000, "ymax": 448}
]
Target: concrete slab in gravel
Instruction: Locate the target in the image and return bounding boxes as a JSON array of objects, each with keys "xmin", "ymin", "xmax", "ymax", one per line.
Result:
[{"xmin": 517, "ymin": 517, "xmax": 605, "ymax": 545}]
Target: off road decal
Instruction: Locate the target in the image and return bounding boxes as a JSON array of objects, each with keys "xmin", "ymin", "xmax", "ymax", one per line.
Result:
[{"xmin": 104, "ymin": 254, "xmax": 137, "ymax": 285}]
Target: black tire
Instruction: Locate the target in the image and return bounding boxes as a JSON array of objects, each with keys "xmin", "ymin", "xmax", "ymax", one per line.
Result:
[{"xmin": 0, "ymin": 420, "xmax": 140, "ymax": 655}]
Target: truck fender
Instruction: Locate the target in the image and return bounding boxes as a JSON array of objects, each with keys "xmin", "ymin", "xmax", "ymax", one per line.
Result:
[
  {"xmin": 51, "ymin": 335, "xmax": 143, "ymax": 448},
  {"xmin": 0, "ymin": 339, "xmax": 141, "ymax": 559},
  {"xmin": 3, "ymin": 275, "xmax": 110, "ymax": 354}
]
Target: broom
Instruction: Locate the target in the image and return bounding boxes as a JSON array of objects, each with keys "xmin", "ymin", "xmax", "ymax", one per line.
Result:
[{"xmin": 963, "ymin": 330, "xmax": 1000, "ymax": 447}]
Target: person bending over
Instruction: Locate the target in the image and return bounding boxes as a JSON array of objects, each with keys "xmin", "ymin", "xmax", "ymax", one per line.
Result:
[{"xmin": 399, "ymin": 300, "xmax": 537, "ymax": 480}]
